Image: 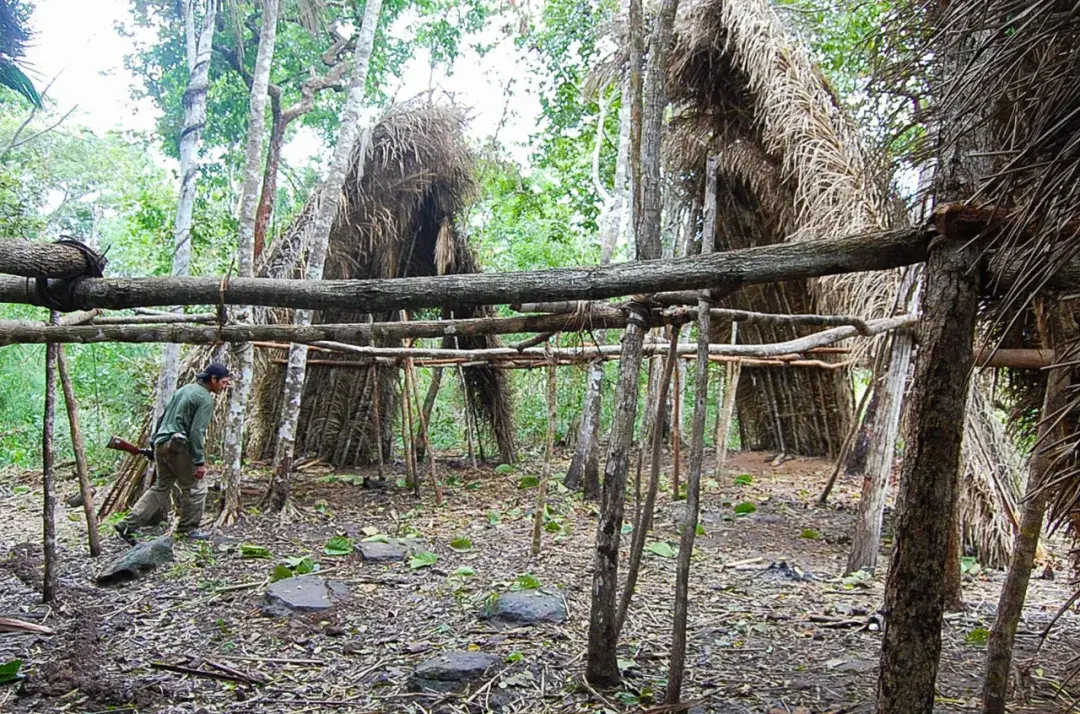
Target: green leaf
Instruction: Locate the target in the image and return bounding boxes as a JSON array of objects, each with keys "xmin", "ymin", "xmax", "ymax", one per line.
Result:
[
  {"xmin": 616, "ymin": 658, "xmax": 637, "ymax": 672},
  {"xmin": 517, "ymin": 475, "xmax": 539, "ymax": 489},
  {"xmin": 506, "ymin": 651, "xmax": 524, "ymax": 663},
  {"xmin": 696, "ymin": 523, "xmax": 707, "ymax": 536},
  {"xmin": 362, "ymin": 533, "xmax": 390, "ymax": 543},
  {"xmin": 323, "ymin": 536, "xmax": 354, "ymax": 556},
  {"xmin": 487, "ymin": 510, "xmax": 502, "ymax": 525},
  {"xmin": 12, "ymin": 485, "xmax": 28, "ymax": 495},
  {"xmin": 615, "ymin": 690, "xmax": 640, "ymax": 705},
  {"xmin": 495, "ymin": 463, "xmax": 513, "ymax": 474},
  {"xmin": 645, "ymin": 541, "xmax": 677, "ymax": 558},
  {"xmin": 801, "ymin": 528, "xmax": 821, "ymax": 540},
  {"xmin": 0, "ymin": 659, "xmax": 22, "ymax": 684},
  {"xmin": 409, "ymin": 551, "xmax": 438, "ymax": 569},
  {"xmin": 269, "ymin": 564, "xmax": 293, "ymax": 583},
  {"xmin": 733, "ymin": 502, "xmax": 757, "ymax": 515},
  {"xmin": 966, "ymin": 627, "xmax": 990, "ymax": 646},
  {"xmin": 450, "ymin": 538, "xmax": 473, "ymax": 552},
  {"xmin": 240, "ymin": 543, "xmax": 272, "ymax": 559},
  {"xmin": 452, "ymin": 566, "xmax": 476, "ymax": 577},
  {"xmin": 961, "ymin": 556, "xmax": 982, "ymax": 576},
  {"xmin": 544, "ymin": 520, "xmax": 563, "ymax": 533},
  {"xmin": 621, "ymin": 523, "xmax": 634, "ymax": 534},
  {"xmin": 734, "ymin": 474, "xmax": 754, "ymax": 486},
  {"xmin": 512, "ymin": 572, "xmax": 541, "ymax": 590}
]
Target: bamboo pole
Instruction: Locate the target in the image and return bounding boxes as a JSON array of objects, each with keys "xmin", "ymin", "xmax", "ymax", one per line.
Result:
[
  {"xmin": 406, "ymin": 356, "xmax": 441, "ymax": 506},
  {"xmin": 399, "ymin": 374, "xmax": 417, "ymax": 493},
  {"xmin": 370, "ymin": 365, "xmax": 385, "ymax": 479},
  {"xmin": 672, "ymin": 362, "xmax": 681, "ymax": 498},
  {"xmin": 55, "ymin": 345, "xmax": 102, "ymax": 557},
  {"xmin": 713, "ymin": 322, "xmax": 739, "ymax": 478}
]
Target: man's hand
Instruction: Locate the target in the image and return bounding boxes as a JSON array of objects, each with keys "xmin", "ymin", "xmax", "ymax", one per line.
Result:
[{"xmin": 194, "ymin": 465, "xmax": 207, "ymax": 480}]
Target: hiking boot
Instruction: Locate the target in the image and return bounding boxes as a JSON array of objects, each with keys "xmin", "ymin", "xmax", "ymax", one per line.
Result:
[
  {"xmin": 177, "ymin": 530, "xmax": 213, "ymax": 541},
  {"xmin": 114, "ymin": 524, "xmax": 138, "ymax": 545}
]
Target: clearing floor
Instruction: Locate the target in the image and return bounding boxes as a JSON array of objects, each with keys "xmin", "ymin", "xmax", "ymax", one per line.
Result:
[{"xmin": 0, "ymin": 450, "xmax": 1077, "ymax": 713}]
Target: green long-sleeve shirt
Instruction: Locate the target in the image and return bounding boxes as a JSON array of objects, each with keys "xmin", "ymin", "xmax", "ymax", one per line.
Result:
[{"xmin": 152, "ymin": 382, "xmax": 215, "ymax": 465}]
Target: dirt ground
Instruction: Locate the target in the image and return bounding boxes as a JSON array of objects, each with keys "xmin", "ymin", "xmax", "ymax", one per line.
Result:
[{"xmin": 0, "ymin": 450, "xmax": 1077, "ymax": 713}]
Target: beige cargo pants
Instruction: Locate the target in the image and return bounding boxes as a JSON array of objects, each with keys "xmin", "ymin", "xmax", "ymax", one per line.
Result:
[{"xmin": 117, "ymin": 436, "xmax": 207, "ymax": 533}]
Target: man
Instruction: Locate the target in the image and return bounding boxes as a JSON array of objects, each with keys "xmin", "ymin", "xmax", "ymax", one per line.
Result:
[{"xmin": 115, "ymin": 363, "xmax": 230, "ymax": 543}]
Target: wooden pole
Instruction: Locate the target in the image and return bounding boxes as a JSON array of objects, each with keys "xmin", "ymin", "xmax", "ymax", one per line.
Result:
[
  {"xmin": 713, "ymin": 322, "xmax": 740, "ymax": 479},
  {"xmin": 982, "ymin": 307, "xmax": 1075, "ymax": 713},
  {"xmin": 617, "ymin": 327, "xmax": 680, "ymax": 633},
  {"xmin": 370, "ymin": 365, "xmax": 385, "ymax": 479},
  {"xmin": 876, "ymin": 237, "xmax": 980, "ymax": 714},
  {"xmin": 667, "ymin": 151, "xmax": 718, "ymax": 704},
  {"xmin": 671, "ymin": 362, "xmax": 681, "ymax": 499},
  {"xmin": 400, "ymin": 373, "xmax": 418, "ymax": 494},
  {"xmin": 55, "ymin": 345, "xmax": 102, "ymax": 557},
  {"xmin": 42, "ymin": 314, "xmax": 59, "ymax": 603},
  {"xmin": 532, "ymin": 364, "xmax": 557, "ymax": 557},
  {"xmin": 0, "ymin": 227, "xmax": 935, "ymax": 313},
  {"xmin": 406, "ymin": 357, "xmax": 441, "ymax": 506}
]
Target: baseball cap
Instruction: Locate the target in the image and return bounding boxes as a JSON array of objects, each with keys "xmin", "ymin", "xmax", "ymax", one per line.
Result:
[{"xmin": 197, "ymin": 363, "xmax": 231, "ymax": 380}]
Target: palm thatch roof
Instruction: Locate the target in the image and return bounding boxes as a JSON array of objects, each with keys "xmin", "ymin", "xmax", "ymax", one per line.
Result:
[
  {"xmin": 248, "ymin": 99, "xmax": 516, "ymax": 467},
  {"xmin": 880, "ymin": 0, "xmax": 1080, "ymax": 547},
  {"xmin": 663, "ymin": 0, "xmax": 1026, "ymax": 560}
]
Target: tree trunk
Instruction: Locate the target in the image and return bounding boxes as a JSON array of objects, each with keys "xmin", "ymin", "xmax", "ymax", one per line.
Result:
[
  {"xmin": 42, "ymin": 328, "xmax": 59, "ymax": 603},
  {"xmin": 414, "ymin": 366, "xmax": 443, "ymax": 464},
  {"xmin": 567, "ymin": 74, "xmax": 631, "ymax": 491},
  {"xmin": 0, "ymin": 227, "xmax": 939, "ymax": 314},
  {"xmin": 532, "ymin": 364, "xmax": 557, "ymax": 557},
  {"xmin": 666, "ymin": 151, "xmax": 715, "ymax": 706},
  {"xmin": 846, "ymin": 325, "xmax": 915, "ymax": 574},
  {"xmin": 943, "ymin": 505, "xmax": 965, "ymax": 611},
  {"xmin": 254, "ymin": 99, "xmax": 286, "ymax": 260},
  {"xmin": 618, "ymin": 328, "xmax": 679, "ymax": 633},
  {"xmin": 566, "ymin": 360, "xmax": 602, "ymax": 492},
  {"xmin": 876, "ymin": 237, "xmax": 980, "ymax": 714},
  {"xmin": 845, "ymin": 389, "xmax": 880, "ymax": 476},
  {"xmin": 56, "ymin": 346, "xmax": 101, "ymax": 557},
  {"xmin": 0, "ymin": 240, "xmax": 90, "ymax": 278},
  {"xmin": 155, "ymin": 0, "xmax": 218, "ymax": 424},
  {"xmin": 982, "ymin": 305, "xmax": 1074, "ymax": 712},
  {"xmin": 585, "ymin": 302, "xmax": 649, "ymax": 687},
  {"xmin": 267, "ymin": 0, "xmax": 383, "ymax": 510},
  {"xmin": 220, "ymin": 0, "xmax": 279, "ymax": 528}
]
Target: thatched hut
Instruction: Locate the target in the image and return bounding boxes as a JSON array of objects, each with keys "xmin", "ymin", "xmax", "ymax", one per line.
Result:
[
  {"xmin": 247, "ymin": 100, "xmax": 516, "ymax": 467},
  {"xmin": 663, "ymin": 0, "xmax": 1024, "ymax": 565},
  {"xmin": 665, "ymin": 0, "xmax": 898, "ymax": 457}
]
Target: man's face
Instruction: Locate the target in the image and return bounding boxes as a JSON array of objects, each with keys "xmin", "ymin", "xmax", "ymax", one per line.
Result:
[{"xmin": 208, "ymin": 376, "xmax": 231, "ymax": 394}]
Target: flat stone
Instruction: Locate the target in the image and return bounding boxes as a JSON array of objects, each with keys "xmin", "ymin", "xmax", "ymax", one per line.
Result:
[
  {"xmin": 261, "ymin": 575, "xmax": 332, "ymax": 617},
  {"xmin": 752, "ymin": 513, "xmax": 784, "ymax": 525},
  {"xmin": 95, "ymin": 535, "xmax": 173, "ymax": 586},
  {"xmin": 359, "ymin": 540, "xmax": 408, "ymax": 562},
  {"xmin": 760, "ymin": 560, "xmax": 814, "ymax": 582},
  {"xmin": 409, "ymin": 651, "xmax": 499, "ymax": 692},
  {"xmin": 481, "ymin": 589, "xmax": 566, "ymax": 624},
  {"xmin": 327, "ymin": 580, "xmax": 350, "ymax": 600}
]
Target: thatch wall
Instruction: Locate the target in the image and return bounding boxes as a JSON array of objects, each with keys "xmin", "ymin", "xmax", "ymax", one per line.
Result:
[{"xmin": 248, "ymin": 101, "xmax": 516, "ymax": 467}]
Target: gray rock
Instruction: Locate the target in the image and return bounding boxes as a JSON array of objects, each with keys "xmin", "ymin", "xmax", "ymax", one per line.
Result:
[
  {"xmin": 760, "ymin": 560, "xmax": 815, "ymax": 582},
  {"xmin": 482, "ymin": 589, "xmax": 566, "ymax": 624},
  {"xmin": 359, "ymin": 540, "xmax": 408, "ymax": 562},
  {"xmin": 261, "ymin": 575, "xmax": 332, "ymax": 617},
  {"xmin": 752, "ymin": 513, "xmax": 784, "ymax": 525},
  {"xmin": 95, "ymin": 535, "xmax": 174, "ymax": 586},
  {"xmin": 408, "ymin": 651, "xmax": 499, "ymax": 693}
]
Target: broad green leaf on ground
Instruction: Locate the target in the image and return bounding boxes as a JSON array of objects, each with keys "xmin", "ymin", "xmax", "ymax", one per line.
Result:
[
  {"xmin": 517, "ymin": 475, "xmax": 539, "ymax": 489},
  {"xmin": 240, "ymin": 544, "xmax": 271, "ymax": 559},
  {"xmin": 452, "ymin": 566, "xmax": 476, "ymax": 577},
  {"xmin": 966, "ymin": 627, "xmax": 990, "ymax": 646},
  {"xmin": 733, "ymin": 502, "xmax": 757, "ymax": 515},
  {"xmin": 512, "ymin": 572, "xmax": 541, "ymax": 590},
  {"xmin": 0, "ymin": 659, "xmax": 21, "ymax": 684},
  {"xmin": 734, "ymin": 474, "xmax": 754, "ymax": 486},
  {"xmin": 362, "ymin": 533, "xmax": 390, "ymax": 543},
  {"xmin": 410, "ymin": 551, "xmax": 438, "ymax": 569},
  {"xmin": 284, "ymin": 556, "xmax": 316, "ymax": 574},
  {"xmin": 269, "ymin": 564, "xmax": 293, "ymax": 582},
  {"xmin": 801, "ymin": 528, "xmax": 821, "ymax": 540},
  {"xmin": 495, "ymin": 463, "xmax": 513, "ymax": 474},
  {"xmin": 450, "ymin": 538, "xmax": 473, "ymax": 552},
  {"xmin": 323, "ymin": 536, "xmax": 354, "ymax": 556},
  {"xmin": 645, "ymin": 541, "xmax": 677, "ymax": 558}
]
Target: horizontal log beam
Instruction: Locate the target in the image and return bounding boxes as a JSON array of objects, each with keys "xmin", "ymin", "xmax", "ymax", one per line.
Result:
[
  {"xmin": 0, "ymin": 227, "xmax": 930, "ymax": 312},
  {"xmin": 0, "ymin": 240, "xmax": 91, "ymax": 279},
  {"xmin": 973, "ymin": 347, "xmax": 1055, "ymax": 369},
  {"xmin": 270, "ymin": 355, "xmax": 854, "ymax": 370}
]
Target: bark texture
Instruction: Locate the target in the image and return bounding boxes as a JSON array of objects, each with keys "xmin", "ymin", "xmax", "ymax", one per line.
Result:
[
  {"xmin": 982, "ymin": 305, "xmax": 1075, "ymax": 714},
  {"xmin": 155, "ymin": 0, "xmax": 217, "ymax": 424},
  {"xmin": 585, "ymin": 303, "xmax": 650, "ymax": 687},
  {"xmin": 846, "ymin": 326, "xmax": 914, "ymax": 574},
  {"xmin": 56, "ymin": 346, "xmax": 101, "ymax": 557},
  {"xmin": 267, "ymin": 0, "xmax": 382, "ymax": 509},
  {"xmin": 0, "ymin": 227, "xmax": 935, "ymax": 314},
  {"xmin": 221, "ymin": 0, "xmax": 279, "ymax": 527},
  {"xmin": 667, "ymin": 151, "xmax": 714, "ymax": 706},
  {"xmin": 876, "ymin": 237, "xmax": 980, "ymax": 714},
  {"xmin": 0, "ymin": 240, "xmax": 90, "ymax": 278},
  {"xmin": 42, "ymin": 335, "xmax": 58, "ymax": 603}
]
